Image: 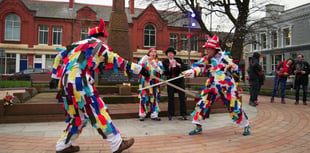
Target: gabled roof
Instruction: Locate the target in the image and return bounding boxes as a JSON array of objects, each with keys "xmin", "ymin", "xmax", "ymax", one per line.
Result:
[
  {"xmin": 256, "ymin": 2, "xmax": 310, "ymax": 27},
  {"xmin": 10, "ymin": 0, "xmax": 197, "ymax": 28}
]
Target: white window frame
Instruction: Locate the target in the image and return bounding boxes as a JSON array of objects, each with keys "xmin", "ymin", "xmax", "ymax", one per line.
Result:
[
  {"xmin": 180, "ymin": 34, "xmax": 187, "ymax": 51},
  {"xmin": 282, "ymin": 27, "xmax": 291, "ymax": 47},
  {"xmin": 169, "ymin": 33, "xmax": 178, "ymax": 50},
  {"xmin": 270, "ymin": 30, "xmax": 278, "ymax": 49},
  {"xmin": 52, "ymin": 26, "xmax": 62, "ymax": 45},
  {"xmin": 191, "ymin": 35, "xmax": 198, "ymax": 51},
  {"xmin": 38, "ymin": 25, "xmax": 49, "ymax": 45},
  {"xmin": 143, "ymin": 24, "xmax": 156, "ymax": 48},
  {"xmin": 262, "ymin": 56, "xmax": 267, "ymax": 72},
  {"xmin": 272, "ymin": 54, "xmax": 283, "ymax": 71},
  {"xmin": 260, "ymin": 32, "xmax": 267, "ymax": 50},
  {"xmin": 80, "ymin": 27, "xmax": 89, "ymax": 40},
  {"xmin": 45, "ymin": 54, "xmax": 54, "ymax": 70},
  {"xmin": 5, "ymin": 14, "xmax": 21, "ymax": 41}
]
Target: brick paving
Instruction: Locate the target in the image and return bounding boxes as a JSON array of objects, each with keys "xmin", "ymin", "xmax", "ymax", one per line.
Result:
[{"xmin": 0, "ymin": 94, "xmax": 310, "ymax": 153}]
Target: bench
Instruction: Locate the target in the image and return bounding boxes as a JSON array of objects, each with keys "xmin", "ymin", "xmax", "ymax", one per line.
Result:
[{"xmin": 29, "ymin": 73, "xmax": 51, "ymax": 86}]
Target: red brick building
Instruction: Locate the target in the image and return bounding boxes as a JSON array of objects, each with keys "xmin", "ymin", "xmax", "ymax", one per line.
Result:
[{"xmin": 0, "ymin": 0, "xmax": 205, "ymax": 74}]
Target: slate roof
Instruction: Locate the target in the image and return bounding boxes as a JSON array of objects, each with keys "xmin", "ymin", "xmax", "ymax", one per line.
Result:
[{"xmin": 8, "ymin": 0, "xmax": 192, "ymax": 28}]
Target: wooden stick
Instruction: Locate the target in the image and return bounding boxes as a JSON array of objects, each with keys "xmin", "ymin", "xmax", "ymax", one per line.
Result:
[
  {"xmin": 138, "ymin": 75, "xmax": 184, "ymax": 91},
  {"xmin": 151, "ymin": 75, "xmax": 198, "ymax": 98}
]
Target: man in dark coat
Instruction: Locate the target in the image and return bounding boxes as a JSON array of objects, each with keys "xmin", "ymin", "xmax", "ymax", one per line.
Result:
[
  {"xmin": 163, "ymin": 47, "xmax": 188, "ymax": 120},
  {"xmin": 293, "ymin": 54, "xmax": 310, "ymax": 105},
  {"xmin": 248, "ymin": 52, "xmax": 264, "ymax": 106}
]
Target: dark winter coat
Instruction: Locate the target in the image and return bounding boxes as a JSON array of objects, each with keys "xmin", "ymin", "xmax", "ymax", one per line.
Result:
[
  {"xmin": 248, "ymin": 53, "xmax": 264, "ymax": 84},
  {"xmin": 163, "ymin": 58, "xmax": 187, "ymax": 86},
  {"xmin": 293, "ymin": 60, "xmax": 310, "ymax": 84}
]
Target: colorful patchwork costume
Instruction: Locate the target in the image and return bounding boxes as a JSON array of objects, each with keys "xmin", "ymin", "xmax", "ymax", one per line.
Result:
[
  {"xmin": 184, "ymin": 35, "xmax": 251, "ymax": 136},
  {"xmin": 52, "ymin": 18, "xmax": 146, "ymax": 153},
  {"xmin": 138, "ymin": 49, "xmax": 164, "ymax": 120}
]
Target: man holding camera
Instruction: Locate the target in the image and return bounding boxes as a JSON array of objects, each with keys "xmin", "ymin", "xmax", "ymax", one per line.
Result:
[{"xmin": 293, "ymin": 54, "xmax": 310, "ymax": 105}]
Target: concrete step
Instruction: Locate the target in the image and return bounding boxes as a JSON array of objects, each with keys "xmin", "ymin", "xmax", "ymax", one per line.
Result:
[
  {"xmin": 0, "ymin": 100, "xmax": 227, "ymax": 123},
  {"xmin": 24, "ymin": 92, "xmax": 172, "ymax": 104}
]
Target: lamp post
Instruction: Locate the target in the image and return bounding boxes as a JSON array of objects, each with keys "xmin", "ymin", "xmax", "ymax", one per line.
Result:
[
  {"xmin": 183, "ymin": 11, "xmax": 196, "ymax": 66},
  {"xmin": 187, "ymin": 12, "xmax": 191, "ymax": 66}
]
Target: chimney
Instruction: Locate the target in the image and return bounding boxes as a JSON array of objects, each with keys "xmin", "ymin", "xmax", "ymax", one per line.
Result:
[
  {"xmin": 265, "ymin": 4, "xmax": 284, "ymax": 17},
  {"xmin": 129, "ymin": 0, "xmax": 134, "ymax": 14},
  {"xmin": 69, "ymin": 0, "xmax": 74, "ymax": 9}
]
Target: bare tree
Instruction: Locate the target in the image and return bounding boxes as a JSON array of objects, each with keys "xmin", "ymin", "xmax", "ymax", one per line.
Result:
[{"xmin": 137, "ymin": 0, "xmax": 273, "ymax": 60}]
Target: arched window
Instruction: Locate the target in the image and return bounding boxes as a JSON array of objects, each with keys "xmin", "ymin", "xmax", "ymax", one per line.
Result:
[
  {"xmin": 144, "ymin": 24, "xmax": 156, "ymax": 47},
  {"xmin": 5, "ymin": 14, "xmax": 21, "ymax": 41}
]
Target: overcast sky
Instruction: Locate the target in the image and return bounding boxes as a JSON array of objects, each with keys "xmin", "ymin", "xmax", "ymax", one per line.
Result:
[
  {"xmin": 39, "ymin": 0, "xmax": 310, "ymax": 32},
  {"xmin": 41, "ymin": 0, "xmax": 310, "ymax": 10}
]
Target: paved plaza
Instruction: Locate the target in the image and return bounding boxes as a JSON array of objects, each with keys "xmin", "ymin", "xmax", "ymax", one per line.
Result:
[{"xmin": 0, "ymin": 94, "xmax": 309, "ymax": 153}]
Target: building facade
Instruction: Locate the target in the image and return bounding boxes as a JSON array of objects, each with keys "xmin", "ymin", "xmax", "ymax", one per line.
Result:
[
  {"xmin": 0, "ymin": 0, "xmax": 205, "ymax": 74},
  {"xmin": 245, "ymin": 3, "xmax": 310, "ymax": 73}
]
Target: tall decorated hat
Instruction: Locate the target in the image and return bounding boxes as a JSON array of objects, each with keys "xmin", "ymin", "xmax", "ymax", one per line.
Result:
[
  {"xmin": 88, "ymin": 18, "xmax": 108, "ymax": 37},
  {"xmin": 203, "ymin": 34, "xmax": 220, "ymax": 50}
]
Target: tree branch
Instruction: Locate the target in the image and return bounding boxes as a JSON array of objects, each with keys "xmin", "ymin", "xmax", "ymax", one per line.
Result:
[{"xmin": 223, "ymin": 0, "xmax": 237, "ymax": 25}]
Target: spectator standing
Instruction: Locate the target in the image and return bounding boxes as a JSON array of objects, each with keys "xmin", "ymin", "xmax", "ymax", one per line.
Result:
[
  {"xmin": 292, "ymin": 54, "xmax": 310, "ymax": 105},
  {"xmin": 162, "ymin": 47, "xmax": 188, "ymax": 120},
  {"xmin": 270, "ymin": 59, "xmax": 294, "ymax": 104},
  {"xmin": 138, "ymin": 48, "xmax": 164, "ymax": 121},
  {"xmin": 248, "ymin": 53, "xmax": 264, "ymax": 106}
]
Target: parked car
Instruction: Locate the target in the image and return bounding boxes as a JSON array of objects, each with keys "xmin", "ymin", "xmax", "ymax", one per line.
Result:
[
  {"xmin": 263, "ymin": 71, "xmax": 294, "ymax": 89},
  {"xmin": 9, "ymin": 68, "xmax": 50, "ymax": 80}
]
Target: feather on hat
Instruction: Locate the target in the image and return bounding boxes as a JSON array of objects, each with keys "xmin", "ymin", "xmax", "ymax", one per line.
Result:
[{"xmin": 88, "ymin": 18, "xmax": 108, "ymax": 37}]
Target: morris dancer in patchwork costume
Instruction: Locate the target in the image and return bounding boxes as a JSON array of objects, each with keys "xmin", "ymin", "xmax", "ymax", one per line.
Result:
[
  {"xmin": 51, "ymin": 18, "xmax": 149, "ymax": 153},
  {"xmin": 183, "ymin": 35, "xmax": 251, "ymax": 136},
  {"xmin": 138, "ymin": 48, "xmax": 164, "ymax": 121}
]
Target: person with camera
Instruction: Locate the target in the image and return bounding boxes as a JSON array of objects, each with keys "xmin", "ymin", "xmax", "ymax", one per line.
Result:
[{"xmin": 292, "ymin": 54, "xmax": 310, "ymax": 105}]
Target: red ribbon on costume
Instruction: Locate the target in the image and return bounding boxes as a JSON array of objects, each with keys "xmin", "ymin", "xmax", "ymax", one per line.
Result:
[
  {"xmin": 140, "ymin": 105, "xmax": 145, "ymax": 114},
  {"xmin": 72, "ymin": 97, "xmax": 78, "ymax": 108},
  {"xmin": 117, "ymin": 56, "xmax": 123, "ymax": 63},
  {"xmin": 75, "ymin": 116, "xmax": 82, "ymax": 127},
  {"xmin": 227, "ymin": 93, "xmax": 231, "ymax": 101},
  {"xmin": 105, "ymin": 63, "xmax": 114, "ymax": 69},
  {"xmin": 87, "ymin": 56, "xmax": 93, "ymax": 67},
  {"xmin": 98, "ymin": 114, "xmax": 107, "ymax": 125},
  {"xmin": 63, "ymin": 57, "xmax": 69, "ymax": 65},
  {"xmin": 89, "ymin": 41, "xmax": 98, "ymax": 48},
  {"xmin": 236, "ymin": 110, "xmax": 243, "ymax": 124},
  {"xmin": 193, "ymin": 112, "xmax": 199, "ymax": 120},
  {"xmin": 97, "ymin": 97, "xmax": 104, "ymax": 109}
]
